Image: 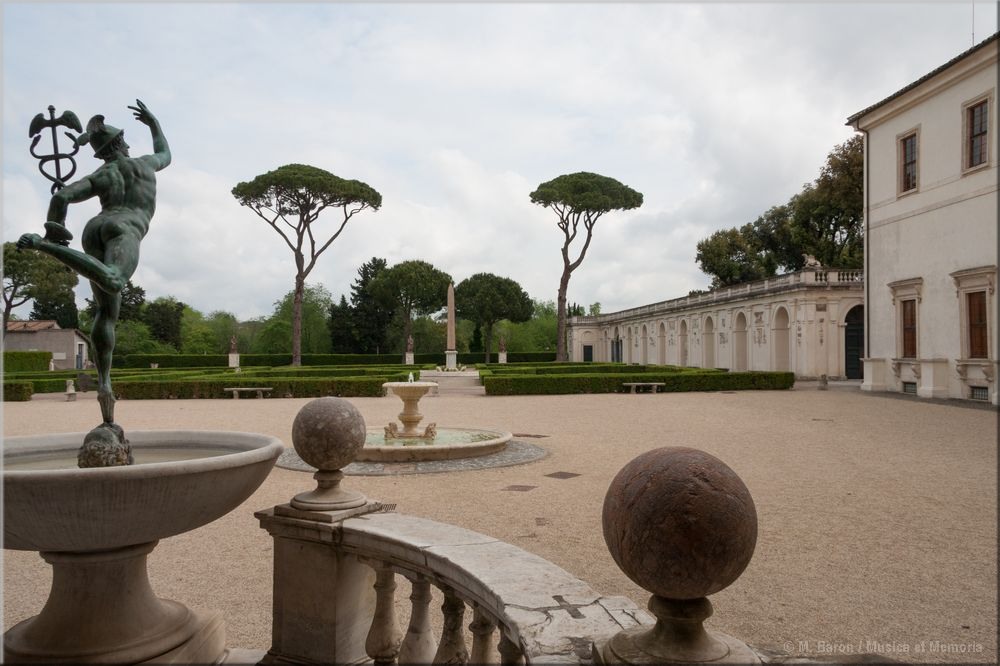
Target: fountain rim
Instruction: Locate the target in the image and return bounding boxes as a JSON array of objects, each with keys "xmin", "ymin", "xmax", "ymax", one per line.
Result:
[
  {"xmin": 3, "ymin": 430, "xmax": 284, "ymax": 479},
  {"xmin": 359, "ymin": 426, "xmax": 513, "ymax": 462}
]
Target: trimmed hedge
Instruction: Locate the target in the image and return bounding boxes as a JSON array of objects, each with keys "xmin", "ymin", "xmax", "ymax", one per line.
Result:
[
  {"xmin": 483, "ymin": 371, "xmax": 795, "ymax": 396},
  {"xmin": 4, "ymin": 351, "xmax": 53, "ymax": 373},
  {"xmin": 114, "ymin": 375, "xmax": 395, "ymax": 400},
  {"xmin": 121, "ymin": 351, "xmax": 558, "ymax": 368},
  {"xmin": 122, "ymin": 354, "xmax": 229, "ymax": 368},
  {"xmin": 3, "ymin": 381, "xmax": 35, "ymax": 401}
]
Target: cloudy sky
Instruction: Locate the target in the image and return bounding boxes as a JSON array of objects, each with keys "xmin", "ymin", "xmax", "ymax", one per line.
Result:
[{"xmin": 3, "ymin": 2, "xmax": 997, "ymax": 321}]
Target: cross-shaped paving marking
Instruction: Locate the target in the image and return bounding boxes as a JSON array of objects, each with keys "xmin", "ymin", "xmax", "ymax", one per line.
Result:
[{"xmin": 551, "ymin": 595, "xmax": 585, "ymax": 619}]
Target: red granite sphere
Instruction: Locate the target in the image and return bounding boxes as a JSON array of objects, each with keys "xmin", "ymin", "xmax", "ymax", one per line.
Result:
[
  {"xmin": 602, "ymin": 446, "xmax": 757, "ymax": 599},
  {"xmin": 292, "ymin": 397, "xmax": 367, "ymax": 471}
]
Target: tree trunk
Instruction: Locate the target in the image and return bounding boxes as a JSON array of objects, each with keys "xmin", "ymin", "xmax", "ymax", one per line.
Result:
[
  {"xmin": 556, "ymin": 270, "xmax": 571, "ymax": 362},
  {"xmin": 292, "ymin": 274, "xmax": 305, "ymax": 366},
  {"xmin": 483, "ymin": 322, "xmax": 493, "ymax": 364}
]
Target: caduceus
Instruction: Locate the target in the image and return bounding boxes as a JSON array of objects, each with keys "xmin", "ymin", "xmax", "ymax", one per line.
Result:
[{"xmin": 29, "ymin": 105, "xmax": 83, "ymax": 200}]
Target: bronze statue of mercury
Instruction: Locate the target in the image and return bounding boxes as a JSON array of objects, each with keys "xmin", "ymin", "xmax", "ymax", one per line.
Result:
[{"xmin": 18, "ymin": 99, "xmax": 171, "ymax": 427}]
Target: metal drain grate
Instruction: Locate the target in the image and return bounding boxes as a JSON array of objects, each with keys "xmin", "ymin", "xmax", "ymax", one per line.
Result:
[
  {"xmin": 970, "ymin": 386, "xmax": 989, "ymax": 401},
  {"xmin": 545, "ymin": 472, "xmax": 581, "ymax": 479}
]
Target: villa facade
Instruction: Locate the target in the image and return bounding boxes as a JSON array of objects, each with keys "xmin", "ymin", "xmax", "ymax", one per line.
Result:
[
  {"xmin": 848, "ymin": 33, "xmax": 998, "ymax": 405},
  {"xmin": 566, "ymin": 268, "xmax": 864, "ymax": 380}
]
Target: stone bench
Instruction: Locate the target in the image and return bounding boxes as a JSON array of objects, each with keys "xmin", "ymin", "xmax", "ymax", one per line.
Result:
[
  {"xmin": 622, "ymin": 382, "xmax": 665, "ymax": 394},
  {"xmin": 223, "ymin": 387, "xmax": 272, "ymax": 400}
]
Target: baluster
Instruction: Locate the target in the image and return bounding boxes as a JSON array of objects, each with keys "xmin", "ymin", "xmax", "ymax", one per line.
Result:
[
  {"xmin": 468, "ymin": 608, "xmax": 497, "ymax": 664},
  {"xmin": 497, "ymin": 632, "xmax": 524, "ymax": 666},
  {"xmin": 433, "ymin": 588, "xmax": 468, "ymax": 664},
  {"xmin": 366, "ymin": 563, "xmax": 402, "ymax": 665},
  {"xmin": 399, "ymin": 575, "xmax": 436, "ymax": 665}
]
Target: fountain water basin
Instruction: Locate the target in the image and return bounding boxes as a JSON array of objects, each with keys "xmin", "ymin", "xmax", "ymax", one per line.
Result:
[
  {"xmin": 360, "ymin": 426, "xmax": 512, "ymax": 462},
  {"xmin": 370, "ymin": 380, "xmax": 512, "ymax": 462},
  {"xmin": 3, "ymin": 430, "xmax": 283, "ymax": 663}
]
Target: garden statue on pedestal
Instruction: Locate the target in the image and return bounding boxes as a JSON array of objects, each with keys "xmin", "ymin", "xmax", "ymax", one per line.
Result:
[{"xmin": 17, "ymin": 99, "xmax": 171, "ymax": 467}]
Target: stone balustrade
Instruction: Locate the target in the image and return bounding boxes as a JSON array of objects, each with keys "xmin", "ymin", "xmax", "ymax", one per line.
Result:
[
  {"xmin": 255, "ymin": 506, "xmax": 651, "ymax": 664},
  {"xmin": 570, "ymin": 267, "xmax": 864, "ymax": 326},
  {"xmin": 251, "ymin": 397, "xmax": 890, "ymax": 665}
]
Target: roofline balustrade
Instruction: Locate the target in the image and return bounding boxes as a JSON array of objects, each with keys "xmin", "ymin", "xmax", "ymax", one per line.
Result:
[{"xmin": 571, "ymin": 268, "xmax": 864, "ymax": 327}]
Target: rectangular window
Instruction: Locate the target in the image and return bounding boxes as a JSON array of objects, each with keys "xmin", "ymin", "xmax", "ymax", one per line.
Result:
[
  {"xmin": 970, "ymin": 386, "xmax": 989, "ymax": 401},
  {"xmin": 900, "ymin": 133, "xmax": 918, "ymax": 192},
  {"xmin": 968, "ymin": 100, "xmax": 988, "ymax": 168},
  {"xmin": 968, "ymin": 291, "xmax": 988, "ymax": 358},
  {"xmin": 902, "ymin": 299, "xmax": 917, "ymax": 358}
]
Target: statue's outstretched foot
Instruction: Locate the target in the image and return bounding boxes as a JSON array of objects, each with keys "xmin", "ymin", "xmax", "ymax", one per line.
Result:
[
  {"xmin": 43, "ymin": 221, "xmax": 73, "ymax": 246},
  {"xmin": 97, "ymin": 388, "xmax": 116, "ymax": 424},
  {"xmin": 78, "ymin": 422, "xmax": 133, "ymax": 468}
]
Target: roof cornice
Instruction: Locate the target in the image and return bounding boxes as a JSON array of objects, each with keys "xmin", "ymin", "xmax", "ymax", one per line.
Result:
[{"xmin": 847, "ymin": 32, "xmax": 999, "ymax": 129}]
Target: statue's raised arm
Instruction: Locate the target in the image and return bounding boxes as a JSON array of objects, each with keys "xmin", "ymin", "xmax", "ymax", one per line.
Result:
[{"xmin": 128, "ymin": 99, "xmax": 170, "ymax": 171}]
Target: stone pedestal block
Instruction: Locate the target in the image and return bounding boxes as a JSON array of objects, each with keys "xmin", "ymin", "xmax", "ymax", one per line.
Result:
[
  {"xmin": 498, "ymin": 352, "xmax": 507, "ymax": 364},
  {"xmin": 228, "ymin": 353, "xmax": 240, "ymax": 368},
  {"xmin": 445, "ymin": 350, "xmax": 458, "ymax": 370},
  {"xmin": 258, "ymin": 511, "xmax": 376, "ymax": 665},
  {"xmin": 404, "ymin": 352, "xmax": 414, "ymax": 365}
]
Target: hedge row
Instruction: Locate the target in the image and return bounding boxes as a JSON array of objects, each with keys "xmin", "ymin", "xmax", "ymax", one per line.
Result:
[
  {"xmin": 3, "ymin": 381, "xmax": 34, "ymax": 401},
  {"xmin": 483, "ymin": 371, "xmax": 795, "ymax": 395},
  {"xmin": 113, "ymin": 375, "xmax": 398, "ymax": 400},
  {"xmin": 3, "ymin": 351, "xmax": 53, "ymax": 373},
  {"xmin": 119, "ymin": 351, "xmax": 558, "ymax": 368}
]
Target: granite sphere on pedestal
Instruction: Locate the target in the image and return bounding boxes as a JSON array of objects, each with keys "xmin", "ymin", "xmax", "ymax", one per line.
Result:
[
  {"xmin": 602, "ymin": 446, "xmax": 757, "ymax": 600},
  {"xmin": 292, "ymin": 397, "xmax": 367, "ymax": 471}
]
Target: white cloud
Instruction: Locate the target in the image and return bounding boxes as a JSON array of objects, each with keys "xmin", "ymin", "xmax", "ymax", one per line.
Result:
[{"xmin": 3, "ymin": 3, "xmax": 995, "ymax": 320}]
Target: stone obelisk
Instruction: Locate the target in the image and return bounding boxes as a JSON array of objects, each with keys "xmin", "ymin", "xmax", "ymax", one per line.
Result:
[{"xmin": 445, "ymin": 282, "xmax": 458, "ymax": 370}]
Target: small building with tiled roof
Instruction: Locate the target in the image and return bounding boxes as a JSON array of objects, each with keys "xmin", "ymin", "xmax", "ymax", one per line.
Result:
[{"xmin": 4, "ymin": 320, "xmax": 89, "ymax": 370}]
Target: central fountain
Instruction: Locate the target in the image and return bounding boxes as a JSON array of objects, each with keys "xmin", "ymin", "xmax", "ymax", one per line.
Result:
[{"xmin": 360, "ymin": 378, "xmax": 512, "ymax": 462}]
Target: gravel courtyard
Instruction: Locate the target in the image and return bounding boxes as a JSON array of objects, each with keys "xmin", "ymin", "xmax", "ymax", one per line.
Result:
[{"xmin": 3, "ymin": 385, "xmax": 996, "ymax": 663}]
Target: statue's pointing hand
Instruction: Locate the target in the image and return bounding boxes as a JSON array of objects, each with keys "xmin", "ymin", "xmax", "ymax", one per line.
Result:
[{"xmin": 128, "ymin": 99, "xmax": 155, "ymax": 127}]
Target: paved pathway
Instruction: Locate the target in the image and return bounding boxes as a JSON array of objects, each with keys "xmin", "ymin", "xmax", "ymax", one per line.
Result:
[{"xmin": 3, "ymin": 386, "xmax": 996, "ymax": 663}]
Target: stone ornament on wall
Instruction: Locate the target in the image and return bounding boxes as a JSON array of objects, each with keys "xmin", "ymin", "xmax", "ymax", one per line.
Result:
[{"xmin": 718, "ymin": 332, "xmax": 728, "ymax": 345}]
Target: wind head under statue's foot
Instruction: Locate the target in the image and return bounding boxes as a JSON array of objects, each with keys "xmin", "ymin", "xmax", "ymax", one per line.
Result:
[
  {"xmin": 78, "ymin": 422, "xmax": 133, "ymax": 468},
  {"xmin": 43, "ymin": 221, "xmax": 73, "ymax": 246}
]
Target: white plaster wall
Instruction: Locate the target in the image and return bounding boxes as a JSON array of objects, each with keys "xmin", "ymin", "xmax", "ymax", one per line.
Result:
[{"xmin": 860, "ymin": 41, "xmax": 998, "ymax": 403}]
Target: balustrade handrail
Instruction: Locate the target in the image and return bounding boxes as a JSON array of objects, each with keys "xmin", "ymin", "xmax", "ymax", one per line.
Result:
[{"xmin": 257, "ymin": 507, "xmax": 651, "ymax": 664}]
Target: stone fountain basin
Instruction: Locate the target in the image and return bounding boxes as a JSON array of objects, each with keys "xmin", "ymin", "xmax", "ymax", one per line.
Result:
[
  {"xmin": 359, "ymin": 427, "xmax": 512, "ymax": 462},
  {"xmin": 3, "ymin": 430, "xmax": 283, "ymax": 553}
]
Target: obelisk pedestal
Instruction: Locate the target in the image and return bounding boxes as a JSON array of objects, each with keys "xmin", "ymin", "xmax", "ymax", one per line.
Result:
[{"xmin": 445, "ymin": 282, "xmax": 458, "ymax": 370}]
